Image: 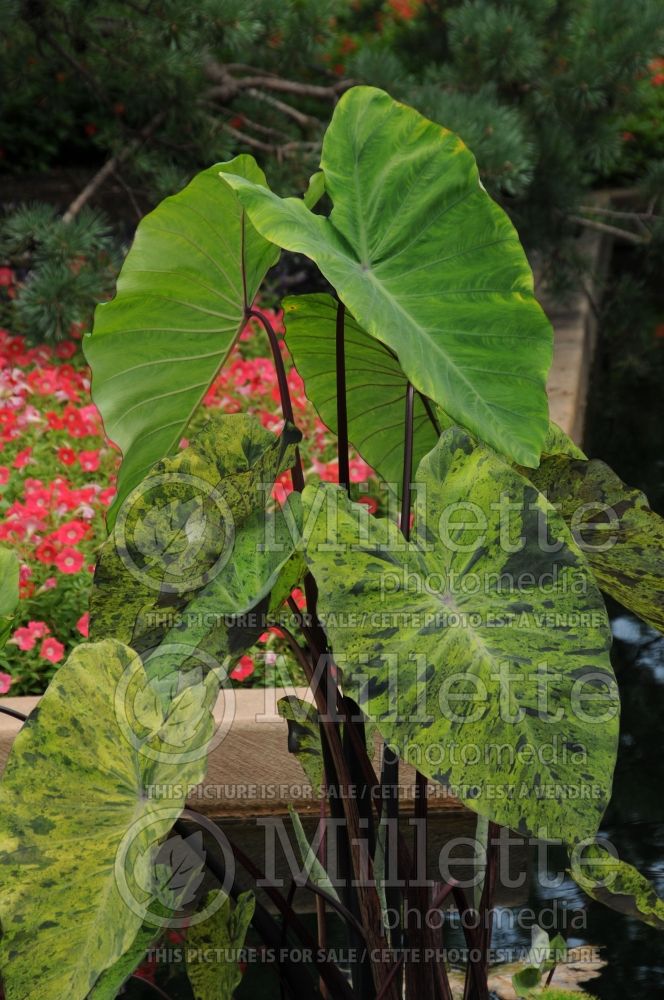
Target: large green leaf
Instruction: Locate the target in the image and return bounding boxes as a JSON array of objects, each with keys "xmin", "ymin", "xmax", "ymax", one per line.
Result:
[
  {"xmin": 301, "ymin": 428, "xmax": 618, "ymax": 841},
  {"xmin": 527, "ymin": 455, "xmax": 664, "ymax": 633},
  {"xmin": 84, "ymin": 156, "xmax": 280, "ymax": 527},
  {"xmin": 284, "ymin": 293, "xmax": 439, "ymax": 495},
  {"xmin": 220, "ymin": 86, "xmax": 553, "ymax": 468},
  {"xmin": 90, "ymin": 414, "xmax": 301, "ymax": 683},
  {"xmin": 185, "ymin": 889, "xmax": 255, "ymax": 1000},
  {"xmin": 0, "ymin": 640, "xmax": 217, "ymax": 1000},
  {"xmin": 570, "ymin": 843, "xmax": 664, "ymax": 930}
]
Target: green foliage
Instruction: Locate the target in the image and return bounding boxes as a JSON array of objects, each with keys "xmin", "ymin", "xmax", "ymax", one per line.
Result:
[
  {"xmin": 277, "ymin": 696, "xmax": 324, "ymax": 795},
  {"xmin": 0, "ymin": 639, "xmax": 218, "ymax": 999},
  {"xmin": 0, "ymin": 0, "xmax": 345, "ymax": 195},
  {"xmin": 0, "ymin": 546, "xmax": 19, "ymax": 648},
  {"xmin": 343, "ymin": 0, "xmax": 664, "ymax": 259},
  {"xmin": 300, "ymin": 428, "xmax": 618, "ymax": 841},
  {"xmin": 0, "ymin": 204, "xmax": 120, "ymax": 342},
  {"xmin": 83, "ymin": 157, "xmax": 282, "ymax": 523},
  {"xmin": 90, "ymin": 413, "xmax": 301, "ymax": 701},
  {"xmin": 527, "ymin": 455, "xmax": 664, "ymax": 633},
  {"xmin": 570, "ymin": 842, "xmax": 664, "ymax": 930},
  {"xmin": 185, "ymin": 890, "xmax": 255, "ymax": 1000},
  {"xmin": 223, "ymin": 86, "xmax": 552, "ymax": 467},
  {"xmin": 3, "ymin": 84, "xmax": 664, "ymax": 999},
  {"xmin": 284, "ymin": 293, "xmax": 439, "ymax": 495},
  {"xmin": 512, "ymin": 925, "xmax": 567, "ymax": 997}
]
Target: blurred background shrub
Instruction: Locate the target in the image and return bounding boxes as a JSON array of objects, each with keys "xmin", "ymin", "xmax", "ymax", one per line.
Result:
[{"xmin": 1, "ymin": 0, "xmax": 663, "ymax": 341}]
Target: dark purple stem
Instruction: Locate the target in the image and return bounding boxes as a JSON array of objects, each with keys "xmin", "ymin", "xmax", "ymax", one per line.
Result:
[
  {"xmin": 0, "ymin": 706, "xmax": 28, "ymax": 722},
  {"xmin": 335, "ymin": 300, "xmax": 350, "ymax": 493}
]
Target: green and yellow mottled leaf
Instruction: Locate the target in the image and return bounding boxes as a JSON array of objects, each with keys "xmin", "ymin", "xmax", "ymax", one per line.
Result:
[
  {"xmin": 208, "ymin": 492, "xmax": 304, "ymax": 614},
  {"xmin": 90, "ymin": 413, "xmax": 301, "ymax": 682},
  {"xmin": 570, "ymin": 843, "xmax": 664, "ymax": 930},
  {"xmin": 84, "ymin": 156, "xmax": 281, "ymax": 527},
  {"xmin": 277, "ymin": 695, "xmax": 324, "ymax": 795},
  {"xmin": 302, "ymin": 428, "xmax": 618, "ymax": 841},
  {"xmin": 185, "ymin": 889, "xmax": 255, "ymax": 999},
  {"xmin": 221, "ymin": 86, "xmax": 553, "ymax": 468},
  {"xmin": 283, "ymin": 293, "xmax": 439, "ymax": 495},
  {"xmin": 0, "ymin": 640, "xmax": 217, "ymax": 1000},
  {"xmin": 527, "ymin": 455, "xmax": 664, "ymax": 633}
]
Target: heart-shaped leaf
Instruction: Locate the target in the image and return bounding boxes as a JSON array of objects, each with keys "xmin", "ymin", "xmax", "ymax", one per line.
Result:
[
  {"xmin": 301, "ymin": 428, "xmax": 618, "ymax": 841},
  {"xmin": 85, "ymin": 156, "xmax": 281, "ymax": 527},
  {"xmin": 221, "ymin": 86, "xmax": 553, "ymax": 468},
  {"xmin": 0, "ymin": 640, "xmax": 217, "ymax": 1000},
  {"xmin": 283, "ymin": 292, "xmax": 439, "ymax": 495}
]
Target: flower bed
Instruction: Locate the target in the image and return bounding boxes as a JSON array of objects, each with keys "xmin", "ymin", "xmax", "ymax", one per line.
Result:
[{"xmin": 0, "ymin": 309, "xmax": 376, "ymax": 694}]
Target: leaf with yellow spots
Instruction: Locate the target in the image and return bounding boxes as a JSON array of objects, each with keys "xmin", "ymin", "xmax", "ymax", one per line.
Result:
[{"xmin": 301, "ymin": 428, "xmax": 618, "ymax": 841}]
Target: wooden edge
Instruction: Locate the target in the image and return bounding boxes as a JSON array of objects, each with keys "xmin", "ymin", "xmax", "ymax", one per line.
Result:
[{"xmin": 0, "ymin": 689, "xmax": 467, "ymax": 819}]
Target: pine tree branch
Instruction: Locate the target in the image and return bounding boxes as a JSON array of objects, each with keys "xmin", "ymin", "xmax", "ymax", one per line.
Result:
[
  {"xmin": 567, "ymin": 214, "xmax": 649, "ymax": 245},
  {"xmin": 245, "ymin": 87, "xmax": 320, "ymax": 129},
  {"xmin": 62, "ymin": 113, "xmax": 165, "ymax": 223}
]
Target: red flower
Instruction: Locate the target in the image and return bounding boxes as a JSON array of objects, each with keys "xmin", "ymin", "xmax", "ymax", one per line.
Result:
[
  {"xmin": 76, "ymin": 612, "xmax": 90, "ymax": 637},
  {"xmin": 78, "ymin": 450, "xmax": 100, "ymax": 472},
  {"xmin": 54, "ymin": 519, "xmax": 89, "ymax": 545},
  {"xmin": 99, "ymin": 486, "xmax": 117, "ymax": 507},
  {"xmin": 54, "ymin": 547, "xmax": 85, "ymax": 574},
  {"xmin": 57, "ymin": 446, "xmax": 77, "ymax": 466},
  {"xmin": 0, "ymin": 268, "xmax": 13, "ymax": 287},
  {"xmin": 55, "ymin": 340, "xmax": 78, "ymax": 360},
  {"xmin": 13, "ymin": 447, "xmax": 32, "ymax": 468},
  {"xmin": 231, "ymin": 655, "xmax": 255, "ymax": 682},
  {"xmin": 35, "ymin": 539, "xmax": 59, "ymax": 565},
  {"xmin": 290, "ymin": 587, "xmax": 306, "ymax": 611},
  {"xmin": 357, "ymin": 494, "xmax": 378, "ymax": 514},
  {"xmin": 0, "ymin": 466, "xmax": 9, "ymax": 485},
  {"xmin": 40, "ymin": 636, "xmax": 65, "ymax": 664}
]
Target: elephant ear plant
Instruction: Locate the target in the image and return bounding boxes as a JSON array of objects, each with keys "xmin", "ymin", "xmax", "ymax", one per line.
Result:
[{"xmin": 1, "ymin": 86, "xmax": 664, "ymax": 1000}]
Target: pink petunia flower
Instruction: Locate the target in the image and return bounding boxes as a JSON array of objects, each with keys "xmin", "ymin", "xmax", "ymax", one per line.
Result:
[
  {"xmin": 39, "ymin": 637, "xmax": 65, "ymax": 664},
  {"xmin": 0, "ymin": 672, "xmax": 12, "ymax": 694},
  {"xmin": 54, "ymin": 519, "xmax": 89, "ymax": 545},
  {"xmin": 76, "ymin": 612, "xmax": 89, "ymax": 637},
  {"xmin": 78, "ymin": 450, "xmax": 100, "ymax": 472},
  {"xmin": 54, "ymin": 547, "xmax": 85, "ymax": 574}
]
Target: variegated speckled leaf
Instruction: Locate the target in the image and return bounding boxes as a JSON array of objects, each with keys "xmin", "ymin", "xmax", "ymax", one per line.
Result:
[
  {"xmin": 570, "ymin": 843, "xmax": 664, "ymax": 930},
  {"xmin": 0, "ymin": 640, "xmax": 217, "ymax": 1000},
  {"xmin": 185, "ymin": 889, "xmax": 255, "ymax": 1000},
  {"xmin": 527, "ymin": 455, "xmax": 664, "ymax": 633},
  {"xmin": 208, "ymin": 492, "xmax": 304, "ymax": 614},
  {"xmin": 278, "ymin": 695, "xmax": 324, "ymax": 795},
  {"xmin": 90, "ymin": 413, "xmax": 301, "ymax": 679},
  {"xmin": 302, "ymin": 428, "xmax": 618, "ymax": 841},
  {"xmin": 220, "ymin": 86, "xmax": 553, "ymax": 468},
  {"xmin": 283, "ymin": 293, "xmax": 439, "ymax": 495}
]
